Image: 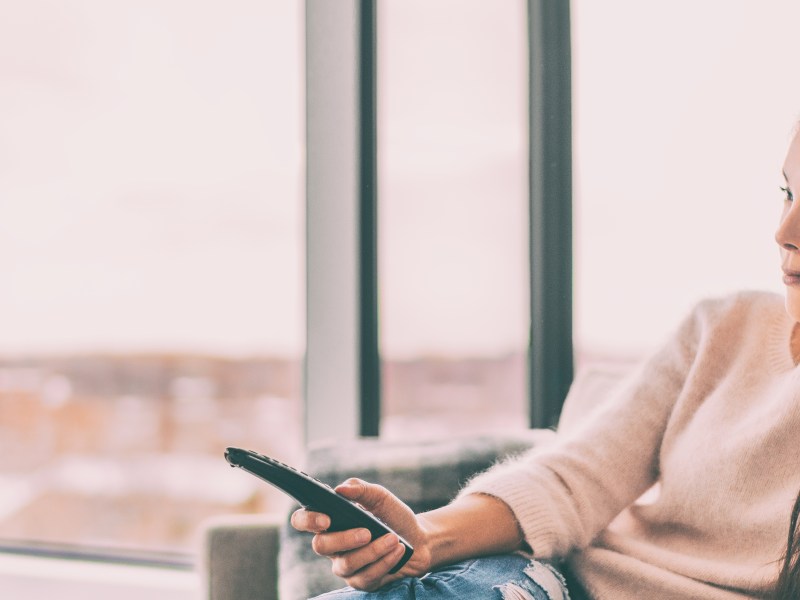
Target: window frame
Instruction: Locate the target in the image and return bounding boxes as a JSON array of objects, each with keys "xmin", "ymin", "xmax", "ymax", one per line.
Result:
[{"xmin": 303, "ymin": 0, "xmax": 574, "ymax": 438}]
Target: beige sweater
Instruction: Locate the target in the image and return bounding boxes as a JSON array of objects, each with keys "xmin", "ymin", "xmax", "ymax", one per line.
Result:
[{"xmin": 461, "ymin": 291, "xmax": 800, "ymax": 599}]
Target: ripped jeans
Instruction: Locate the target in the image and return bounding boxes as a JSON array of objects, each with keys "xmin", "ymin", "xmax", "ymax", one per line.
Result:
[{"xmin": 310, "ymin": 553, "xmax": 572, "ymax": 600}]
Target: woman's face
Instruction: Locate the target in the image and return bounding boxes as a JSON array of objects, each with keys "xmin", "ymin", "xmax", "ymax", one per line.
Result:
[{"xmin": 776, "ymin": 130, "xmax": 800, "ymax": 321}]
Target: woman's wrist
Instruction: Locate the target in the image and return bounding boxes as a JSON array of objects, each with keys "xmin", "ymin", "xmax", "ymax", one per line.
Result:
[{"xmin": 416, "ymin": 493, "xmax": 526, "ymax": 570}]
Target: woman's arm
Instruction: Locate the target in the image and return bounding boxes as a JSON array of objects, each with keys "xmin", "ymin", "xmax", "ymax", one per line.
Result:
[
  {"xmin": 294, "ymin": 296, "xmax": 724, "ymax": 590},
  {"xmin": 291, "ymin": 478, "xmax": 524, "ymax": 591}
]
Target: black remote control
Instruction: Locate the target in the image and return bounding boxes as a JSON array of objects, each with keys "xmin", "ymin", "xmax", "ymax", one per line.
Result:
[{"xmin": 224, "ymin": 447, "xmax": 414, "ymax": 574}]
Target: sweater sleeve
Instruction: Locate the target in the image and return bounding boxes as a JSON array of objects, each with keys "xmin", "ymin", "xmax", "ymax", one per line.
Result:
[{"xmin": 457, "ymin": 302, "xmax": 708, "ymax": 559}]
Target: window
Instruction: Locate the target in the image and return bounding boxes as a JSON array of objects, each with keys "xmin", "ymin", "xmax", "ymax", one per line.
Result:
[
  {"xmin": 573, "ymin": 0, "xmax": 800, "ymax": 362},
  {"xmin": 377, "ymin": 0, "xmax": 530, "ymax": 438},
  {"xmin": 0, "ymin": 1, "xmax": 304, "ymax": 558}
]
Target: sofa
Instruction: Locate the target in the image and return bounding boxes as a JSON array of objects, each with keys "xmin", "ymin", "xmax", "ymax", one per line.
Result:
[{"xmin": 198, "ymin": 364, "xmax": 628, "ymax": 600}]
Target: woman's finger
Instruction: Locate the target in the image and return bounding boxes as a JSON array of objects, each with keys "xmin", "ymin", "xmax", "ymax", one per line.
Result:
[
  {"xmin": 290, "ymin": 508, "xmax": 330, "ymax": 533},
  {"xmin": 329, "ymin": 532, "xmax": 400, "ymax": 578},
  {"xmin": 341, "ymin": 543, "xmax": 408, "ymax": 592},
  {"xmin": 311, "ymin": 527, "xmax": 372, "ymax": 556}
]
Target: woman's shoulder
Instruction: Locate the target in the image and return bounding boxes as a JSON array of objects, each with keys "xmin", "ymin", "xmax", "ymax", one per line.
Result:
[
  {"xmin": 687, "ymin": 290, "xmax": 790, "ymax": 349},
  {"xmin": 692, "ymin": 289, "xmax": 784, "ymax": 320},
  {"xmin": 653, "ymin": 290, "xmax": 792, "ymax": 374}
]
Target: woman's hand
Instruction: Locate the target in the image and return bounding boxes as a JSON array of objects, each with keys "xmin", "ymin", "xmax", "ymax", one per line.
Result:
[
  {"xmin": 290, "ymin": 478, "xmax": 433, "ymax": 591},
  {"xmin": 292, "ymin": 479, "xmax": 526, "ymax": 591}
]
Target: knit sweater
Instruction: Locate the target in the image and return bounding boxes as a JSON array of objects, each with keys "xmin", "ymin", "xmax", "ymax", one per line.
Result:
[{"xmin": 461, "ymin": 291, "xmax": 800, "ymax": 599}]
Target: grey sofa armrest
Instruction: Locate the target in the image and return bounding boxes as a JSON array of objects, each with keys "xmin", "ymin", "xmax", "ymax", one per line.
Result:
[{"xmin": 199, "ymin": 513, "xmax": 283, "ymax": 600}]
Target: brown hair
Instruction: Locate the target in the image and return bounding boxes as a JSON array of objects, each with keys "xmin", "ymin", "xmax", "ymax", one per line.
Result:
[{"xmin": 774, "ymin": 490, "xmax": 800, "ymax": 599}]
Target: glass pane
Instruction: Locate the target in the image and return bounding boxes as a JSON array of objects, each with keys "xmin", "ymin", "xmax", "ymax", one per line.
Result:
[
  {"xmin": 0, "ymin": 1, "xmax": 304, "ymax": 556},
  {"xmin": 573, "ymin": 0, "xmax": 800, "ymax": 361},
  {"xmin": 377, "ymin": 0, "xmax": 529, "ymax": 438}
]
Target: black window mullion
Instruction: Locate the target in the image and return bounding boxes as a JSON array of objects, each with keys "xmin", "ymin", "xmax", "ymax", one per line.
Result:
[
  {"xmin": 528, "ymin": 0, "xmax": 574, "ymax": 429},
  {"xmin": 358, "ymin": 0, "xmax": 380, "ymax": 437}
]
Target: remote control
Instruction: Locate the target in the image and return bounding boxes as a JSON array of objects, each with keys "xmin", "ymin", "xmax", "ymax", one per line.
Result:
[{"xmin": 224, "ymin": 447, "xmax": 414, "ymax": 573}]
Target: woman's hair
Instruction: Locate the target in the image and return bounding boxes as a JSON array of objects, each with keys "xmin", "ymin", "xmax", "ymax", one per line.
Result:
[{"xmin": 774, "ymin": 490, "xmax": 800, "ymax": 598}]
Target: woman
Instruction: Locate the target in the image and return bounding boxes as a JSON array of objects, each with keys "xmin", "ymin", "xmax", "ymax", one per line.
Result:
[{"xmin": 291, "ymin": 128, "xmax": 800, "ymax": 600}]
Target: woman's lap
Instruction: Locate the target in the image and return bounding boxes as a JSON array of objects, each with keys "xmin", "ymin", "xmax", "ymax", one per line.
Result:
[{"xmin": 310, "ymin": 553, "xmax": 571, "ymax": 600}]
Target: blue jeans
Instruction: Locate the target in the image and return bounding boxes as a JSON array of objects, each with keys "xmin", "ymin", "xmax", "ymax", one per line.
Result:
[{"xmin": 310, "ymin": 553, "xmax": 572, "ymax": 600}]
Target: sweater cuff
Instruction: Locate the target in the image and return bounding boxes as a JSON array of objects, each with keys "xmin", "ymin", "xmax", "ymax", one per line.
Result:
[{"xmin": 456, "ymin": 462, "xmax": 563, "ymax": 558}]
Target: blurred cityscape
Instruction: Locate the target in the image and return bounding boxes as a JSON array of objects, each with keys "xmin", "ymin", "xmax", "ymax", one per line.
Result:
[
  {"xmin": 0, "ymin": 354, "xmax": 303, "ymax": 557},
  {"xmin": 0, "ymin": 353, "xmax": 526, "ymax": 557}
]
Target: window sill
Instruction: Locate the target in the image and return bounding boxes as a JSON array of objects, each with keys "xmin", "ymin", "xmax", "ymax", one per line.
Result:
[{"xmin": 0, "ymin": 552, "xmax": 199, "ymax": 600}]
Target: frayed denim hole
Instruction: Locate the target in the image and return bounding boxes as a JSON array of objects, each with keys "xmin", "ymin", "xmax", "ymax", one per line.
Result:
[
  {"xmin": 496, "ymin": 582, "xmax": 538, "ymax": 600},
  {"xmin": 512, "ymin": 559, "xmax": 570, "ymax": 600}
]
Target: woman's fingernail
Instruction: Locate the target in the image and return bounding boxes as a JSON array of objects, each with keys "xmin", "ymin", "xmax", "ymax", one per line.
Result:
[{"xmin": 355, "ymin": 529, "xmax": 371, "ymax": 544}]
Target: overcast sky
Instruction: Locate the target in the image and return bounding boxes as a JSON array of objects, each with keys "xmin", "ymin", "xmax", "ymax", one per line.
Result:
[{"xmin": 1, "ymin": 1, "xmax": 799, "ymax": 359}]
